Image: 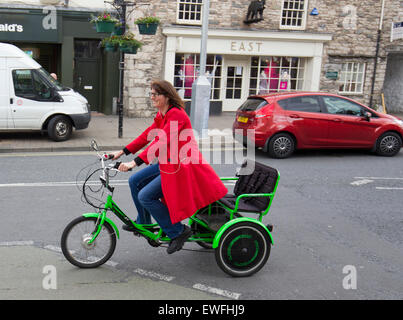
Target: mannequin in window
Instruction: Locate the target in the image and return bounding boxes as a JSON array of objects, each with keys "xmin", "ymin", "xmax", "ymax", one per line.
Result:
[
  {"xmin": 180, "ymin": 54, "xmax": 195, "ymax": 98},
  {"xmin": 264, "ymin": 57, "xmax": 279, "ymax": 92}
]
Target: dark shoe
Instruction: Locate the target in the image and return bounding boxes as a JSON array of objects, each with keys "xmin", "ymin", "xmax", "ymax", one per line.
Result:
[{"xmin": 166, "ymin": 226, "xmax": 192, "ymax": 254}]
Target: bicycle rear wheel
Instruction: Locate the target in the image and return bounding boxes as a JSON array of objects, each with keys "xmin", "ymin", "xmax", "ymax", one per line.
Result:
[{"xmin": 61, "ymin": 216, "xmax": 117, "ymax": 268}]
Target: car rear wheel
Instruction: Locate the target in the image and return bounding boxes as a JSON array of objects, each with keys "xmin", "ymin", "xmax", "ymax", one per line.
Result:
[
  {"xmin": 268, "ymin": 133, "xmax": 295, "ymax": 159},
  {"xmin": 375, "ymin": 132, "xmax": 402, "ymax": 157}
]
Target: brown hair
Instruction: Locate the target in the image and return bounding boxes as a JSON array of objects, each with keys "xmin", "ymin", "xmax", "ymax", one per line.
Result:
[{"xmin": 151, "ymin": 80, "xmax": 185, "ymax": 109}]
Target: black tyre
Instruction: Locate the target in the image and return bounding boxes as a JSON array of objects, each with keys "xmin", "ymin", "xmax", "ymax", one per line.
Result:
[
  {"xmin": 61, "ymin": 216, "xmax": 117, "ymax": 268},
  {"xmin": 375, "ymin": 132, "xmax": 402, "ymax": 157},
  {"xmin": 215, "ymin": 221, "xmax": 271, "ymax": 277},
  {"xmin": 268, "ymin": 133, "xmax": 295, "ymax": 159},
  {"xmin": 47, "ymin": 115, "xmax": 72, "ymax": 141}
]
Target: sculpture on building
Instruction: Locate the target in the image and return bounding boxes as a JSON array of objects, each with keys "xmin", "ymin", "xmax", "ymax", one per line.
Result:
[{"xmin": 244, "ymin": 0, "xmax": 266, "ymax": 24}]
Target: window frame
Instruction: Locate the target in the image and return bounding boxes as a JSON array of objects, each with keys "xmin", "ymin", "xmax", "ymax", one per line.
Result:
[
  {"xmin": 279, "ymin": 0, "xmax": 308, "ymax": 31},
  {"xmin": 277, "ymin": 95, "xmax": 323, "ymax": 113},
  {"xmin": 338, "ymin": 62, "xmax": 366, "ymax": 95},
  {"xmin": 320, "ymin": 95, "xmax": 367, "ymax": 117},
  {"xmin": 12, "ymin": 69, "xmax": 54, "ymax": 102},
  {"xmin": 176, "ymin": 0, "xmax": 203, "ymax": 25}
]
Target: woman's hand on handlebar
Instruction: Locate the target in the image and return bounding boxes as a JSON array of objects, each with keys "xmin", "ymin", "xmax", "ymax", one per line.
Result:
[
  {"xmin": 118, "ymin": 160, "xmax": 136, "ymax": 172},
  {"xmin": 111, "ymin": 150, "xmax": 124, "ymax": 161}
]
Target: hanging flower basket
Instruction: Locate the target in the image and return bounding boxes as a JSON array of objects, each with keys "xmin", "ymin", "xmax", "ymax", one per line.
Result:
[
  {"xmin": 104, "ymin": 42, "xmax": 118, "ymax": 52},
  {"xmin": 119, "ymin": 44, "xmax": 139, "ymax": 54},
  {"xmin": 137, "ymin": 23, "xmax": 158, "ymax": 35},
  {"xmin": 134, "ymin": 16, "xmax": 160, "ymax": 35},
  {"xmin": 113, "ymin": 25, "xmax": 125, "ymax": 36},
  {"xmin": 90, "ymin": 12, "xmax": 119, "ymax": 33}
]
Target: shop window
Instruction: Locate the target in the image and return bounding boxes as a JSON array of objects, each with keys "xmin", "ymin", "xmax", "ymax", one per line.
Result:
[
  {"xmin": 280, "ymin": 0, "xmax": 308, "ymax": 30},
  {"xmin": 177, "ymin": 0, "xmax": 203, "ymax": 25},
  {"xmin": 338, "ymin": 62, "xmax": 365, "ymax": 94},
  {"xmin": 174, "ymin": 53, "xmax": 222, "ymax": 100},
  {"xmin": 249, "ymin": 56, "xmax": 305, "ymax": 95}
]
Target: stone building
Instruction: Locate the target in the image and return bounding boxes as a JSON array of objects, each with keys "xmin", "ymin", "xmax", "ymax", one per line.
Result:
[{"xmin": 123, "ymin": 0, "xmax": 403, "ymax": 117}]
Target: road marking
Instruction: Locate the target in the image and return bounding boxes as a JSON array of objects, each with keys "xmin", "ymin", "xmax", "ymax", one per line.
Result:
[
  {"xmin": 192, "ymin": 283, "xmax": 241, "ymax": 300},
  {"xmin": 0, "ymin": 240, "xmax": 34, "ymax": 246},
  {"xmin": 0, "ymin": 181, "xmax": 236, "ymax": 188},
  {"xmin": 376, "ymin": 187, "xmax": 403, "ymax": 190},
  {"xmin": 133, "ymin": 268, "xmax": 175, "ymax": 282},
  {"xmin": 350, "ymin": 179, "xmax": 374, "ymax": 186},
  {"xmin": 354, "ymin": 177, "xmax": 403, "ymax": 180}
]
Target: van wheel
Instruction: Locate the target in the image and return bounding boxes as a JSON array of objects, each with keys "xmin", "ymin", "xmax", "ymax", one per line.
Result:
[
  {"xmin": 47, "ymin": 115, "xmax": 72, "ymax": 142},
  {"xmin": 268, "ymin": 133, "xmax": 295, "ymax": 159},
  {"xmin": 375, "ymin": 132, "xmax": 402, "ymax": 157}
]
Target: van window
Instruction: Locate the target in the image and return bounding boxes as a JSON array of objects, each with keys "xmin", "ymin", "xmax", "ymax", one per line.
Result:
[
  {"xmin": 238, "ymin": 98, "xmax": 268, "ymax": 111},
  {"xmin": 12, "ymin": 70, "xmax": 53, "ymax": 101},
  {"xmin": 278, "ymin": 96, "xmax": 321, "ymax": 113}
]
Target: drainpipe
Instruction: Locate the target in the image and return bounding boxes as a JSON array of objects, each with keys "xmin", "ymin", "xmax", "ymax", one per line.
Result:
[{"xmin": 369, "ymin": 0, "xmax": 386, "ymax": 109}]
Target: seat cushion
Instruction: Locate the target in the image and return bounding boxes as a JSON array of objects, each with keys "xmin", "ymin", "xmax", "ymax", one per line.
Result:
[{"xmin": 219, "ymin": 194, "xmax": 265, "ymax": 213}]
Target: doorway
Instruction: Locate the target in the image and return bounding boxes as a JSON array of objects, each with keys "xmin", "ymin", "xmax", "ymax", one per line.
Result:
[
  {"xmin": 222, "ymin": 59, "xmax": 249, "ymax": 111},
  {"xmin": 74, "ymin": 40, "xmax": 102, "ymax": 112}
]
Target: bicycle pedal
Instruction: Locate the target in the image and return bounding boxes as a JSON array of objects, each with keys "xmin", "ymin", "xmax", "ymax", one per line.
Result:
[{"xmin": 266, "ymin": 224, "xmax": 273, "ymax": 232}]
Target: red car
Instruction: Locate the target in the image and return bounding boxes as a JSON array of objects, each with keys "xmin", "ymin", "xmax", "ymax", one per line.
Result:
[{"xmin": 233, "ymin": 92, "xmax": 403, "ymax": 158}]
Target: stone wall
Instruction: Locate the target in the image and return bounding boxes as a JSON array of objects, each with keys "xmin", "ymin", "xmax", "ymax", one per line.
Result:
[{"xmin": 123, "ymin": 0, "xmax": 403, "ymax": 117}]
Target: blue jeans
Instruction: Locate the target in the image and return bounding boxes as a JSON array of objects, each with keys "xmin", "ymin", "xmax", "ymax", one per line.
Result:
[{"xmin": 128, "ymin": 163, "xmax": 184, "ymax": 239}]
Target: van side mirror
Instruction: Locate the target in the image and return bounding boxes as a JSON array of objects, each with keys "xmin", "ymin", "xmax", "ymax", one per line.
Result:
[{"xmin": 51, "ymin": 88, "xmax": 63, "ymax": 102}]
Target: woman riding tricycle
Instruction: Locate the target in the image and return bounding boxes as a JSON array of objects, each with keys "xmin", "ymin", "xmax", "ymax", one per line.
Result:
[{"xmin": 61, "ymin": 80, "xmax": 279, "ymax": 277}]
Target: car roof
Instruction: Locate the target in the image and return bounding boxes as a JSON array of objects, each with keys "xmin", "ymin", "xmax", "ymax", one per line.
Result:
[{"xmin": 249, "ymin": 92, "xmax": 340, "ymax": 100}]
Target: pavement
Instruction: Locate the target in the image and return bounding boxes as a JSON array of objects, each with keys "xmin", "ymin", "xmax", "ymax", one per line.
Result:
[{"xmin": 0, "ymin": 112, "xmax": 240, "ymax": 153}]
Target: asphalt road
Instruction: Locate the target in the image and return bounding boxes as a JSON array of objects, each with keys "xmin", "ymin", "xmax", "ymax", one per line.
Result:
[{"xmin": 0, "ymin": 147, "xmax": 402, "ymax": 300}]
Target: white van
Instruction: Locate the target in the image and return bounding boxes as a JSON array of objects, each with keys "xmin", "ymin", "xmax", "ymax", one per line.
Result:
[{"xmin": 0, "ymin": 42, "xmax": 91, "ymax": 141}]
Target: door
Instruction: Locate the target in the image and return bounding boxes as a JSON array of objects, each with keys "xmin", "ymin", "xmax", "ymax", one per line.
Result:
[
  {"xmin": 10, "ymin": 69, "xmax": 54, "ymax": 129},
  {"xmin": 222, "ymin": 60, "xmax": 249, "ymax": 111},
  {"xmin": 74, "ymin": 58, "xmax": 100, "ymax": 112},
  {"xmin": 320, "ymin": 96, "xmax": 378, "ymax": 147},
  {"xmin": 277, "ymin": 95, "xmax": 329, "ymax": 146},
  {"xmin": 0, "ymin": 65, "xmax": 9, "ymax": 129}
]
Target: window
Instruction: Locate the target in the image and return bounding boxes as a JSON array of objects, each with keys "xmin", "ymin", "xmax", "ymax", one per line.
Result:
[
  {"xmin": 280, "ymin": 0, "xmax": 308, "ymax": 30},
  {"xmin": 278, "ymin": 96, "xmax": 321, "ymax": 113},
  {"xmin": 249, "ymin": 56, "xmax": 305, "ymax": 95},
  {"xmin": 174, "ymin": 53, "xmax": 222, "ymax": 100},
  {"xmin": 177, "ymin": 0, "xmax": 203, "ymax": 24},
  {"xmin": 239, "ymin": 98, "xmax": 268, "ymax": 112},
  {"xmin": 322, "ymin": 96, "xmax": 364, "ymax": 116},
  {"xmin": 12, "ymin": 69, "xmax": 53, "ymax": 101},
  {"xmin": 338, "ymin": 62, "xmax": 365, "ymax": 94}
]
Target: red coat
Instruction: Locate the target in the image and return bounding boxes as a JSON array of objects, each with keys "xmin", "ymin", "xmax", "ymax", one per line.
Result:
[{"xmin": 125, "ymin": 107, "xmax": 228, "ymax": 224}]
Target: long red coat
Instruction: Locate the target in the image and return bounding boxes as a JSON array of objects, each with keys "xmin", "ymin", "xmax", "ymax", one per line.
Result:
[{"xmin": 125, "ymin": 107, "xmax": 228, "ymax": 224}]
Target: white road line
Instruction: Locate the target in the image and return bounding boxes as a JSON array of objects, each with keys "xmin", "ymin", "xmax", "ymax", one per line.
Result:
[
  {"xmin": 133, "ymin": 268, "xmax": 175, "ymax": 282},
  {"xmin": 376, "ymin": 187, "xmax": 403, "ymax": 190},
  {"xmin": 354, "ymin": 177, "xmax": 403, "ymax": 180},
  {"xmin": 350, "ymin": 179, "xmax": 374, "ymax": 186},
  {"xmin": 0, "ymin": 181, "xmax": 236, "ymax": 188},
  {"xmin": 0, "ymin": 240, "xmax": 35, "ymax": 246},
  {"xmin": 192, "ymin": 283, "xmax": 241, "ymax": 300}
]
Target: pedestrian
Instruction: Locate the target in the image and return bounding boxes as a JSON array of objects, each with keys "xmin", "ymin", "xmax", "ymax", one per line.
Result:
[{"xmin": 111, "ymin": 80, "xmax": 227, "ymax": 254}]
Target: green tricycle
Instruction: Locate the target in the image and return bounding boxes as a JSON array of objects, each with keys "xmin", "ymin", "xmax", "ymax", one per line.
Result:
[{"xmin": 61, "ymin": 140, "xmax": 280, "ymax": 277}]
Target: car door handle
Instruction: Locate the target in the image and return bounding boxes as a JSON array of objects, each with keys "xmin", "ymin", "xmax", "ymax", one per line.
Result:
[
  {"xmin": 333, "ymin": 118, "xmax": 342, "ymax": 122},
  {"xmin": 289, "ymin": 114, "xmax": 300, "ymax": 118}
]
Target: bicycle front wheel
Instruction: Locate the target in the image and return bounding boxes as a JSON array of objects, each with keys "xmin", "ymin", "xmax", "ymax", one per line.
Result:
[{"xmin": 61, "ymin": 216, "xmax": 117, "ymax": 268}]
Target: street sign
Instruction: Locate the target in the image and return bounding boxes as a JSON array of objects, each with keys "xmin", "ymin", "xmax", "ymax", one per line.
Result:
[{"xmin": 391, "ymin": 21, "xmax": 403, "ymax": 42}]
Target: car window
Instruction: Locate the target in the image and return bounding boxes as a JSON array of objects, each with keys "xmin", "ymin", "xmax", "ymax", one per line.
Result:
[
  {"xmin": 239, "ymin": 98, "xmax": 268, "ymax": 111},
  {"xmin": 322, "ymin": 96, "xmax": 364, "ymax": 116},
  {"xmin": 277, "ymin": 96, "xmax": 321, "ymax": 112},
  {"xmin": 12, "ymin": 69, "xmax": 52, "ymax": 101}
]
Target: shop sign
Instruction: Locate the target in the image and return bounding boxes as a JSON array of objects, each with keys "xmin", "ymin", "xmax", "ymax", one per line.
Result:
[
  {"xmin": 391, "ymin": 21, "xmax": 403, "ymax": 42},
  {"xmin": 0, "ymin": 9, "xmax": 61, "ymax": 43}
]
